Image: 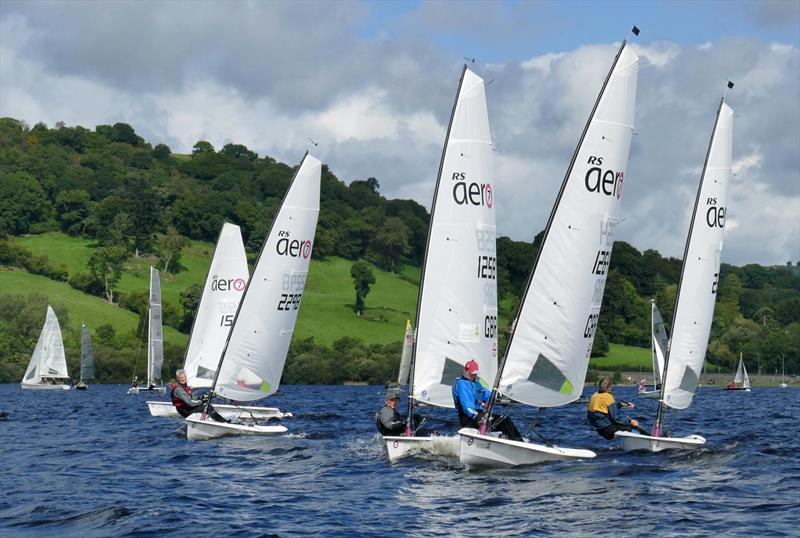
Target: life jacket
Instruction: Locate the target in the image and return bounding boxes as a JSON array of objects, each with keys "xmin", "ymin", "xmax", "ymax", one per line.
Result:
[
  {"xmin": 452, "ymin": 378, "xmax": 478, "ymax": 428},
  {"xmin": 170, "ymin": 382, "xmax": 191, "ymax": 408}
]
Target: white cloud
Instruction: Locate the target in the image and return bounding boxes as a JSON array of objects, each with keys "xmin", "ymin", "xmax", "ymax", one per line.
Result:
[{"xmin": 0, "ymin": 4, "xmax": 797, "ymax": 266}]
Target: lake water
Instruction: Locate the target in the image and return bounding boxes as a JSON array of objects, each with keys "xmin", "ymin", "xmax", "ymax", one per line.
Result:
[{"xmin": 0, "ymin": 384, "xmax": 797, "ymax": 536}]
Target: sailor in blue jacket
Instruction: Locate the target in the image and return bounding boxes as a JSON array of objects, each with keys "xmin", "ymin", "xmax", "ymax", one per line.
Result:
[{"xmin": 452, "ymin": 360, "xmax": 522, "ymax": 441}]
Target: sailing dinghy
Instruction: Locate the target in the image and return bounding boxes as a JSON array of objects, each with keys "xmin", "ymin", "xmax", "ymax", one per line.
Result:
[
  {"xmin": 637, "ymin": 300, "xmax": 668, "ymax": 399},
  {"xmin": 723, "ymin": 353, "xmax": 751, "ymax": 391},
  {"xmin": 459, "ymin": 31, "xmax": 640, "ymax": 468},
  {"xmin": 617, "ymin": 84, "xmax": 735, "ymax": 452},
  {"xmin": 147, "ymin": 223, "xmax": 288, "ymax": 420},
  {"xmin": 128, "ymin": 267, "xmax": 166, "ymax": 394},
  {"xmin": 383, "ymin": 65, "xmax": 498, "ymax": 462},
  {"xmin": 75, "ymin": 323, "xmax": 94, "ymax": 390},
  {"xmin": 21, "ymin": 305, "xmax": 71, "ymax": 390},
  {"xmin": 186, "ymin": 153, "xmax": 321, "ymax": 440}
]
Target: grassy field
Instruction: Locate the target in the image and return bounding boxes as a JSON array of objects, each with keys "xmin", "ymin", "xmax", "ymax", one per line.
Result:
[
  {"xmin": 0, "ymin": 269, "xmax": 187, "ymax": 347},
  {"xmin": 590, "ymin": 343, "xmax": 651, "ymax": 369}
]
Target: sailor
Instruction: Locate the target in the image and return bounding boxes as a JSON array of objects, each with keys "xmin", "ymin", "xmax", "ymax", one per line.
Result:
[
  {"xmin": 375, "ymin": 387, "xmax": 407, "ymax": 436},
  {"xmin": 452, "ymin": 360, "xmax": 522, "ymax": 441},
  {"xmin": 131, "ymin": 375, "xmax": 139, "ymax": 388},
  {"xmin": 171, "ymin": 369, "xmax": 228, "ymax": 423},
  {"xmin": 587, "ymin": 376, "xmax": 639, "ymax": 439}
]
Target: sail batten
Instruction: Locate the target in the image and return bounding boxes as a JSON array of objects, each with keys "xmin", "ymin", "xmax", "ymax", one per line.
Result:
[
  {"xmin": 498, "ymin": 43, "xmax": 639, "ymax": 408},
  {"xmin": 411, "ymin": 67, "xmax": 498, "ymax": 408}
]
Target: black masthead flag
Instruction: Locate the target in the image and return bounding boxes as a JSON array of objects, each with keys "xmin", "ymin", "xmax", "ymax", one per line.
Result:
[
  {"xmin": 727, "ymin": 80, "xmax": 735, "ymax": 89},
  {"xmin": 632, "ymin": 26, "xmax": 640, "ymax": 36}
]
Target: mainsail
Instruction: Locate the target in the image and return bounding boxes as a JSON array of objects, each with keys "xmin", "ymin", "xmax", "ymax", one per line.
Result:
[
  {"xmin": 660, "ymin": 100, "xmax": 733, "ymax": 410},
  {"xmin": 147, "ymin": 267, "xmax": 164, "ymax": 386},
  {"xmin": 498, "ymin": 42, "xmax": 639, "ymax": 407},
  {"xmin": 409, "ymin": 66, "xmax": 497, "ymax": 408},
  {"xmin": 397, "ymin": 320, "xmax": 414, "ymax": 386},
  {"xmin": 22, "ymin": 305, "xmax": 68, "ymax": 383},
  {"xmin": 183, "ymin": 223, "xmax": 249, "ymax": 388},
  {"xmin": 213, "ymin": 153, "xmax": 321, "ymax": 401},
  {"xmin": 651, "ymin": 301, "xmax": 669, "ymax": 386},
  {"xmin": 733, "ymin": 355, "xmax": 750, "ymax": 388},
  {"xmin": 80, "ymin": 323, "xmax": 95, "ymax": 382}
]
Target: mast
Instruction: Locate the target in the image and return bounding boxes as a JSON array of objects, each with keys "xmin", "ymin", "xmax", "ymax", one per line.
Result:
[
  {"xmin": 404, "ymin": 64, "xmax": 468, "ymax": 434},
  {"xmin": 483, "ymin": 36, "xmax": 633, "ymax": 429},
  {"xmin": 654, "ymin": 88, "xmax": 730, "ymax": 435},
  {"xmin": 204, "ymin": 152, "xmax": 310, "ymax": 414},
  {"xmin": 651, "ymin": 300, "xmax": 658, "ymax": 385},
  {"xmin": 147, "ymin": 275, "xmax": 153, "ymax": 386}
]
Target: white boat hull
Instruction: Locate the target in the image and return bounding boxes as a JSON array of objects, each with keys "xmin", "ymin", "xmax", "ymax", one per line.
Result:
[
  {"xmin": 615, "ymin": 430, "xmax": 706, "ymax": 452},
  {"xmin": 128, "ymin": 386, "xmax": 166, "ymax": 395},
  {"xmin": 21, "ymin": 383, "xmax": 71, "ymax": 390},
  {"xmin": 147, "ymin": 400, "xmax": 290, "ymax": 420},
  {"xmin": 383, "ymin": 434, "xmax": 459, "ymax": 462},
  {"xmin": 458, "ymin": 428, "xmax": 596, "ymax": 468},
  {"xmin": 722, "ymin": 387, "xmax": 751, "ymax": 392},
  {"xmin": 185, "ymin": 415, "xmax": 288, "ymax": 441},
  {"xmin": 636, "ymin": 390, "xmax": 660, "ymax": 399}
]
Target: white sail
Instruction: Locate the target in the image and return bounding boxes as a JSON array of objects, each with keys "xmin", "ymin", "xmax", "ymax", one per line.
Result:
[
  {"xmin": 742, "ymin": 361, "xmax": 750, "ymax": 389},
  {"xmin": 148, "ymin": 267, "xmax": 164, "ymax": 386},
  {"xmin": 184, "ymin": 223, "xmax": 249, "ymax": 388},
  {"xmin": 397, "ymin": 320, "xmax": 414, "ymax": 386},
  {"xmin": 214, "ymin": 153, "xmax": 321, "ymax": 401},
  {"xmin": 662, "ymin": 101, "xmax": 733, "ymax": 410},
  {"xmin": 500, "ymin": 44, "xmax": 639, "ymax": 407},
  {"xmin": 651, "ymin": 301, "xmax": 668, "ymax": 385},
  {"xmin": 733, "ymin": 357, "xmax": 744, "ymax": 383},
  {"xmin": 411, "ymin": 66, "xmax": 497, "ymax": 408},
  {"xmin": 80, "ymin": 323, "xmax": 94, "ymax": 381},
  {"xmin": 22, "ymin": 305, "xmax": 68, "ymax": 383}
]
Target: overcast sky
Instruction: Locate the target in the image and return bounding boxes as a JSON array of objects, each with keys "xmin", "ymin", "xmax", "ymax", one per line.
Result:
[{"xmin": 1, "ymin": 0, "xmax": 798, "ymax": 266}]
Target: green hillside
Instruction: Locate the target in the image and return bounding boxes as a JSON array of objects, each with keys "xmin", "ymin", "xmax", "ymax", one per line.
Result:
[
  {"xmin": 7, "ymin": 232, "xmax": 421, "ymax": 347},
  {"xmin": 0, "ymin": 269, "xmax": 187, "ymax": 346}
]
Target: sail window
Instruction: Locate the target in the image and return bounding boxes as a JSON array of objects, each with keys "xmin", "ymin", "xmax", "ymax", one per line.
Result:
[{"xmin": 528, "ymin": 354, "xmax": 574, "ymax": 395}]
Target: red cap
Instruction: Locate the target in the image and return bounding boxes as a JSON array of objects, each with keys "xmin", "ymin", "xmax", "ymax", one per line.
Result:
[{"xmin": 464, "ymin": 360, "xmax": 479, "ymax": 375}]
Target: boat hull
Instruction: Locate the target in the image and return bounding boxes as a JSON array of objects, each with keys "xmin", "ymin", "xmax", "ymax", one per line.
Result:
[
  {"xmin": 383, "ymin": 434, "xmax": 459, "ymax": 462},
  {"xmin": 185, "ymin": 415, "xmax": 288, "ymax": 441},
  {"xmin": 127, "ymin": 386, "xmax": 166, "ymax": 395},
  {"xmin": 21, "ymin": 383, "xmax": 70, "ymax": 390},
  {"xmin": 722, "ymin": 387, "xmax": 751, "ymax": 392},
  {"xmin": 458, "ymin": 428, "xmax": 596, "ymax": 468},
  {"xmin": 635, "ymin": 390, "xmax": 660, "ymax": 399},
  {"xmin": 147, "ymin": 400, "xmax": 290, "ymax": 420},
  {"xmin": 615, "ymin": 430, "xmax": 706, "ymax": 452}
]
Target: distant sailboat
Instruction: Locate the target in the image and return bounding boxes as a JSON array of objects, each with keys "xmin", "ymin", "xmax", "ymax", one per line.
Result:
[
  {"xmin": 186, "ymin": 153, "xmax": 321, "ymax": 440},
  {"xmin": 617, "ymin": 83, "xmax": 735, "ymax": 452},
  {"xmin": 637, "ymin": 300, "xmax": 668, "ymax": 399},
  {"xmin": 128, "ymin": 267, "xmax": 166, "ymax": 394},
  {"xmin": 21, "ymin": 305, "xmax": 71, "ymax": 390},
  {"xmin": 147, "ymin": 223, "xmax": 289, "ymax": 420},
  {"xmin": 780, "ymin": 355, "xmax": 788, "ymax": 388},
  {"xmin": 75, "ymin": 323, "xmax": 94, "ymax": 390},
  {"xmin": 383, "ymin": 65, "xmax": 498, "ymax": 462},
  {"xmin": 459, "ymin": 31, "xmax": 640, "ymax": 467},
  {"xmin": 396, "ymin": 320, "xmax": 414, "ymax": 387},
  {"xmin": 723, "ymin": 353, "xmax": 751, "ymax": 391}
]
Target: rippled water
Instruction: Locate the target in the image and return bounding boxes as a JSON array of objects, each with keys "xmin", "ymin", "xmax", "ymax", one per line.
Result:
[{"xmin": 0, "ymin": 384, "xmax": 797, "ymax": 536}]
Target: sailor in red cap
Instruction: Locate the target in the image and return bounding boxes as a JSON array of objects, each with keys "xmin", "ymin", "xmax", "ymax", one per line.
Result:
[{"xmin": 452, "ymin": 360, "xmax": 522, "ymax": 440}]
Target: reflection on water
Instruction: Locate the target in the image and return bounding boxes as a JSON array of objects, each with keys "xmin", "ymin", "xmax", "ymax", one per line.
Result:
[{"xmin": 0, "ymin": 384, "xmax": 797, "ymax": 535}]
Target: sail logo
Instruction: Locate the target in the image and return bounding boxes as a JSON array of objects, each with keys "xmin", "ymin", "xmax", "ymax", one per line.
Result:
[
  {"xmin": 451, "ymin": 172, "xmax": 493, "ymax": 208},
  {"xmin": 584, "ymin": 157, "xmax": 624, "ymax": 199},
  {"xmin": 705, "ymin": 197, "xmax": 726, "ymax": 228},
  {"xmin": 276, "ymin": 234, "xmax": 313, "ymax": 259},
  {"xmin": 211, "ymin": 277, "xmax": 247, "ymax": 292}
]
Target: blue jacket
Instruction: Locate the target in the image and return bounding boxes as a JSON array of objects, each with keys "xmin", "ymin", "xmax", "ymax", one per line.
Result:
[{"xmin": 452, "ymin": 375, "xmax": 492, "ymax": 420}]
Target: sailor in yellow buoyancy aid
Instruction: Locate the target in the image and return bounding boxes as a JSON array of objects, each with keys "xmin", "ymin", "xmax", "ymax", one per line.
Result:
[{"xmin": 587, "ymin": 377, "xmax": 640, "ymax": 440}]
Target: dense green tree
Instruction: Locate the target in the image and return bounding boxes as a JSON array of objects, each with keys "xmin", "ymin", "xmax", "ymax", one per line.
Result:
[
  {"xmin": 157, "ymin": 228, "xmax": 190, "ymax": 273},
  {"xmin": 55, "ymin": 189, "xmax": 92, "ymax": 235},
  {"xmin": 88, "ymin": 246, "xmax": 128, "ymax": 302},
  {"xmin": 350, "ymin": 261, "xmax": 376, "ymax": 315},
  {"xmin": 367, "ymin": 217, "xmax": 411, "ymax": 273},
  {"xmin": 0, "ymin": 171, "xmax": 51, "ymax": 236}
]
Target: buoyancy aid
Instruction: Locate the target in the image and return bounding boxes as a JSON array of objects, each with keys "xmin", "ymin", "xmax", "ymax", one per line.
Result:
[{"xmin": 171, "ymin": 382, "xmax": 191, "ymax": 408}]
